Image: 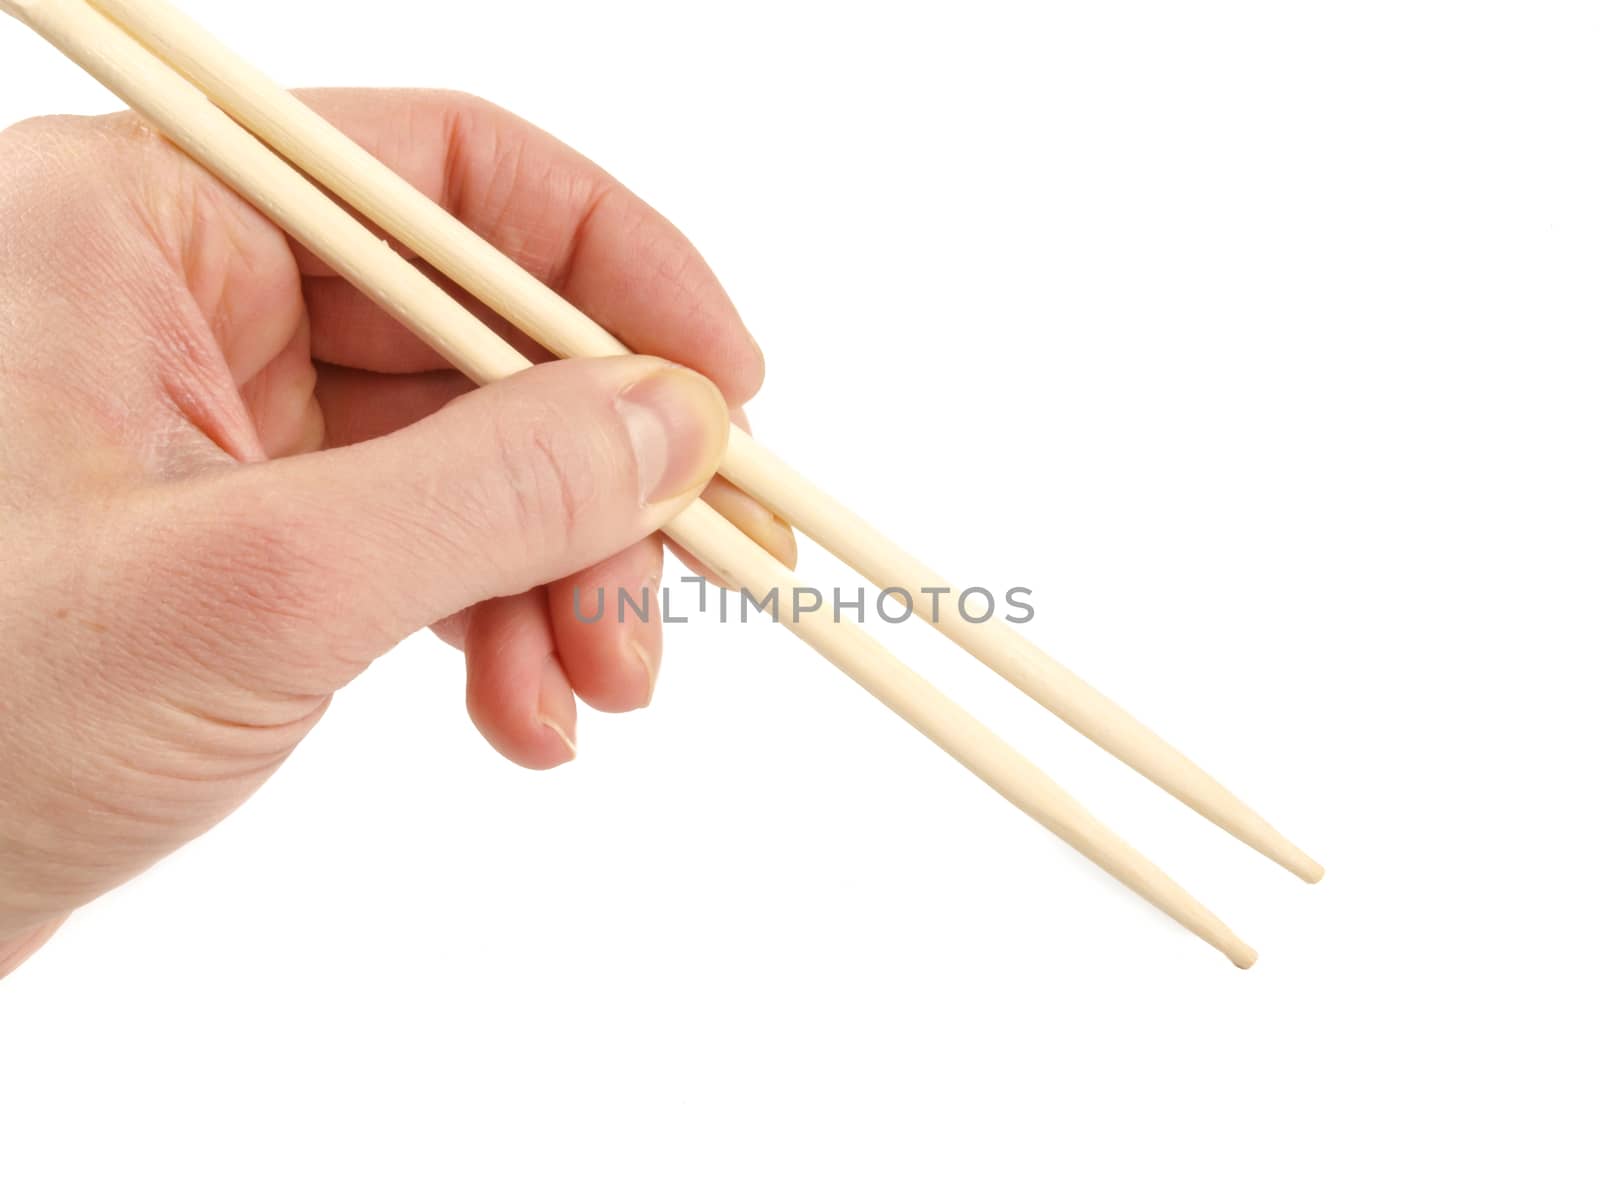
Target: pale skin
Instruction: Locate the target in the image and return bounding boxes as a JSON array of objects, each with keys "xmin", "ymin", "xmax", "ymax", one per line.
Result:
[{"xmin": 0, "ymin": 88, "xmax": 797, "ymax": 978}]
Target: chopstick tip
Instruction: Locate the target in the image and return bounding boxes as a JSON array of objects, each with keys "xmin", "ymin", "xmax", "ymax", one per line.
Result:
[
  {"xmin": 1202, "ymin": 922, "xmax": 1257, "ymax": 969},
  {"xmin": 1258, "ymin": 835, "xmax": 1325, "ymax": 884}
]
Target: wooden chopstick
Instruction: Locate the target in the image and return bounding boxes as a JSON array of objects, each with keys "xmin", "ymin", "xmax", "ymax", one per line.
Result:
[
  {"xmin": 4, "ymin": 0, "xmax": 1259, "ymax": 965},
  {"xmin": 79, "ymin": 0, "xmax": 1322, "ymax": 884}
]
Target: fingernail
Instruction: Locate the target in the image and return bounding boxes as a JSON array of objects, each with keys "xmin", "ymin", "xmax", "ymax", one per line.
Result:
[
  {"xmin": 536, "ymin": 655, "xmax": 577, "ymax": 761},
  {"xmin": 701, "ymin": 477, "xmax": 798, "ymax": 568},
  {"xmin": 539, "ymin": 719, "xmax": 577, "ymax": 761},
  {"xmin": 620, "ymin": 643, "xmax": 652, "ymax": 710},
  {"xmin": 627, "ymin": 572, "xmax": 659, "ymax": 706},
  {"xmin": 617, "ymin": 366, "xmax": 728, "ymax": 504}
]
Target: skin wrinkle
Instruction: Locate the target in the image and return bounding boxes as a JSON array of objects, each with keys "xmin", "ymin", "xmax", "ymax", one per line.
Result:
[
  {"xmin": 135, "ymin": 561, "xmax": 337, "ymax": 723},
  {"xmin": 181, "ymin": 501, "xmax": 372, "ymax": 678},
  {"xmin": 144, "ymin": 156, "xmax": 298, "ymax": 463},
  {"xmin": 178, "ymin": 178, "xmax": 303, "ymax": 389},
  {"xmin": 0, "ymin": 674, "xmax": 167, "ymax": 900},
  {"xmin": 61, "ymin": 113, "xmax": 303, "ymax": 467},
  {"xmin": 461, "ymin": 112, "xmax": 531, "ymax": 255},
  {"xmin": 241, "ymin": 312, "xmax": 323, "ymax": 459},
  {"xmin": 439, "ymin": 92, "xmax": 604, "ymax": 287},
  {"xmin": 8, "ymin": 532, "xmax": 286, "ymax": 845},
  {"xmin": 2, "ymin": 122, "xmax": 244, "ymax": 474},
  {"xmin": 546, "ymin": 178, "xmax": 618, "ymax": 300},
  {"xmin": 515, "ymin": 420, "xmax": 584, "ymax": 571}
]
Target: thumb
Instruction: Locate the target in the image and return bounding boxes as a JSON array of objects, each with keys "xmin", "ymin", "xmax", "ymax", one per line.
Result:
[{"xmin": 176, "ymin": 355, "xmax": 727, "ymax": 686}]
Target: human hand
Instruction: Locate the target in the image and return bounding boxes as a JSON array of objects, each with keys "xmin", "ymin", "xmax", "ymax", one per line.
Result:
[{"xmin": 0, "ymin": 88, "xmax": 793, "ymax": 977}]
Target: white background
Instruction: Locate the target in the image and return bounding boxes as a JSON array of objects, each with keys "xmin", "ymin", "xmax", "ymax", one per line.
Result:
[{"xmin": 3, "ymin": 1, "xmax": 1598, "ymax": 1195}]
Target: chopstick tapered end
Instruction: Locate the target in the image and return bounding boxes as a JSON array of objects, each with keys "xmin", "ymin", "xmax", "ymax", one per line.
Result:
[
  {"xmin": 1233, "ymin": 811, "xmax": 1324, "ymax": 884},
  {"xmin": 1186, "ymin": 912, "xmax": 1256, "ymax": 969},
  {"xmin": 1270, "ymin": 841, "xmax": 1325, "ymax": 884},
  {"xmin": 1219, "ymin": 935, "xmax": 1258, "ymax": 969}
]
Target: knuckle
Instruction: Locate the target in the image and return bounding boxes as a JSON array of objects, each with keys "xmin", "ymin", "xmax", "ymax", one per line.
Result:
[
  {"xmin": 0, "ymin": 112, "xmax": 73, "ymax": 146},
  {"xmin": 0, "ymin": 112, "xmax": 180, "ymax": 249},
  {"xmin": 0, "ymin": 116, "xmax": 103, "ymax": 210},
  {"xmin": 434, "ymin": 87, "xmax": 497, "ymax": 117},
  {"xmin": 1, "ymin": 112, "xmax": 143, "ymax": 185}
]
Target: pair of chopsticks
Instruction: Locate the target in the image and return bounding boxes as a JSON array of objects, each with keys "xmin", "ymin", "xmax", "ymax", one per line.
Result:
[{"xmin": 5, "ymin": 0, "xmax": 1322, "ymax": 966}]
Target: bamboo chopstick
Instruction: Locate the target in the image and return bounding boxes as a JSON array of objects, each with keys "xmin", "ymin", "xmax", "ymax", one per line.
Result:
[
  {"xmin": 77, "ymin": 0, "xmax": 1321, "ymax": 884},
  {"xmin": 3, "ymin": 0, "xmax": 1260, "ymax": 965}
]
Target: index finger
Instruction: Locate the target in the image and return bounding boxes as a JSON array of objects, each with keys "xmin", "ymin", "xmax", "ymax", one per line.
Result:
[{"xmin": 291, "ymin": 87, "xmax": 765, "ymax": 405}]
